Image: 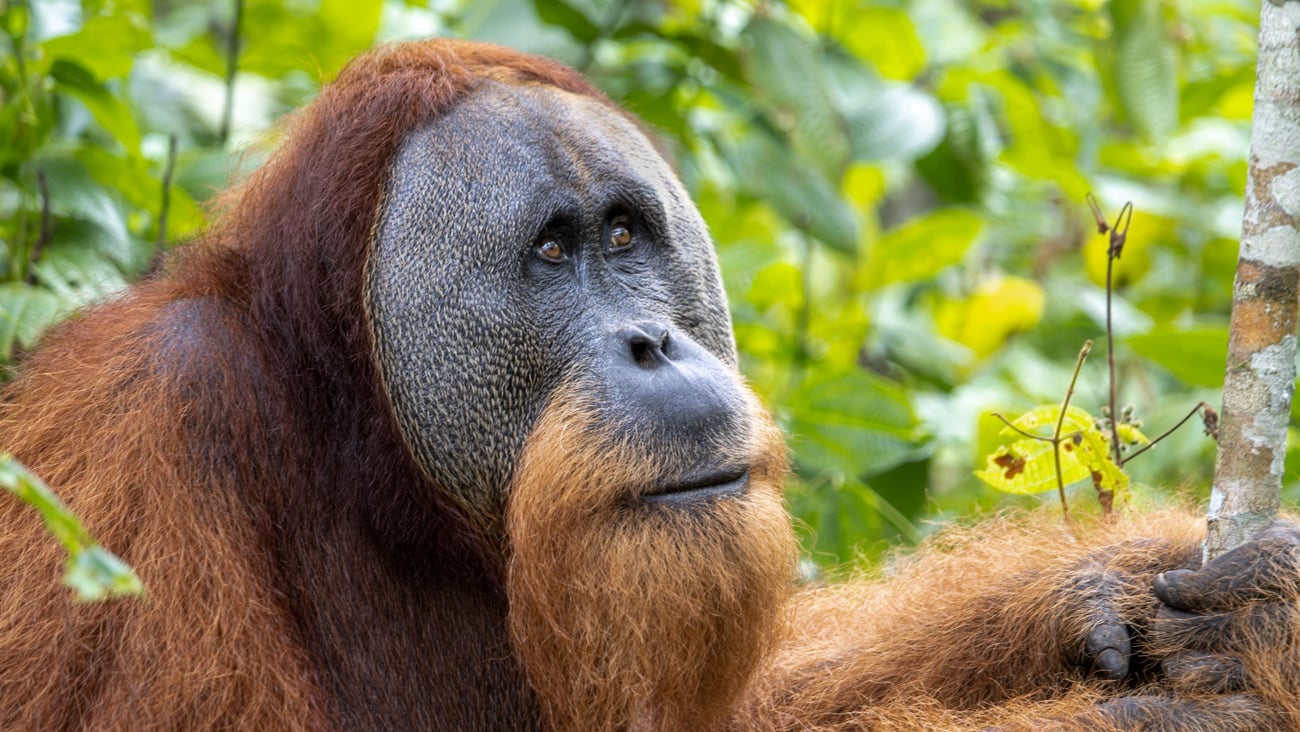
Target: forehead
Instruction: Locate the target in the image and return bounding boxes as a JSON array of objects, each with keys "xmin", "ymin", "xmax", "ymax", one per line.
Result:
[{"xmin": 384, "ymin": 80, "xmax": 685, "ymax": 238}]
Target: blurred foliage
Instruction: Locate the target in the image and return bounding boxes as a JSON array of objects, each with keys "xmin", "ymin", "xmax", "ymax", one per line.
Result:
[{"xmin": 0, "ymin": 0, "xmax": 1282, "ymax": 568}]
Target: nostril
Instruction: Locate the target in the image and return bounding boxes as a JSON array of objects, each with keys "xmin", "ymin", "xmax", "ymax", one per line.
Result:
[{"xmin": 620, "ymin": 322, "xmax": 671, "ymax": 368}]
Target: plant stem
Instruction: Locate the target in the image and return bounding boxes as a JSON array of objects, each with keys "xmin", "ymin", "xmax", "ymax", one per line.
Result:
[
  {"xmin": 26, "ymin": 168, "xmax": 49, "ymax": 285},
  {"xmin": 1125, "ymin": 402, "xmax": 1208, "ymax": 463},
  {"xmin": 157, "ymin": 135, "xmax": 178, "ymax": 249},
  {"xmin": 219, "ymin": 0, "xmax": 245, "ymax": 145},
  {"xmin": 1051, "ymin": 340, "xmax": 1093, "ymax": 523},
  {"xmin": 1105, "ymin": 203, "xmax": 1133, "ymax": 469}
]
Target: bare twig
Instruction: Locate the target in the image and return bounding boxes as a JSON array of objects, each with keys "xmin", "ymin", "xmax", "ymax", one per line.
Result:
[
  {"xmin": 1051, "ymin": 340, "xmax": 1094, "ymax": 523},
  {"xmin": 1104, "ymin": 202, "xmax": 1133, "ymax": 468},
  {"xmin": 219, "ymin": 0, "xmax": 245, "ymax": 145},
  {"xmin": 1125, "ymin": 402, "xmax": 1209, "ymax": 463},
  {"xmin": 157, "ymin": 134, "xmax": 178, "ymax": 249},
  {"xmin": 26, "ymin": 168, "xmax": 50, "ymax": 285}
]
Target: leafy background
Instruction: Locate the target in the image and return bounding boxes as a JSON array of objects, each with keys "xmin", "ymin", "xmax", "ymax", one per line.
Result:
[{"xmin": 0, "ymin": 0, "xmax": 1281, "ymax": 568}]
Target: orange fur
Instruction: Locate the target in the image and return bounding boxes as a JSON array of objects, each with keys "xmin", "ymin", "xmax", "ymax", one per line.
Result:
[
  {"xmin": 1, "ymin": 38, "xmax": 1297, "ymax": 732},
  {"xmin": 506, "ymin": 383, "xmax": 797, "ymax": 730}
]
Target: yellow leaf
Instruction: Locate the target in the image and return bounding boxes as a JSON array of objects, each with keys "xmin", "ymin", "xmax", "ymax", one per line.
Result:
[
  {"xmin": 976, "ymin": 439, "xmax": 1090, "ymax": 495},
  {"xmin": 935, "ymin": 276, "xmax": 1045, "ymax": 360},
  {"xmin": 1116, "ymin": 423, "xmax": 1150, "ymax": 445},
  {"xmin": 1001, "ymin": 405, "xmax": 1094, "ymax": 437}
]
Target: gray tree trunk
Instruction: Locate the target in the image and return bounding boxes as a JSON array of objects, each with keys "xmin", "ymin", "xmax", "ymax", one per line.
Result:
[{"xmin": 1206, "ymin": 0, "xmax": 1300, "ymax": 561}]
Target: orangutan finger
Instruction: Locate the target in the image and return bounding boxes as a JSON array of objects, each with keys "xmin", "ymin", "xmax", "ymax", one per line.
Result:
[
  {"xmin": 1148, "ymin": 602, "xmax": 1293, "ymax": 654},
  {"xmin": 1065, "ymin": 564, "xmax": 1135, "ymax": 681},
  {"xmin": 1160, "ymin": 651, "xmax": 1247, "ymax": 694},
  {"xmin": 1093, "ymin": 694, "xmax": 1285, "ymax": 731},
  {"xmin": 1154, "ymin": 522, "xmax": 1300, "ymax": 613},
  {"xmin": 1085, "ymin": 622, "xmax": 1131, "ymax": 680}
]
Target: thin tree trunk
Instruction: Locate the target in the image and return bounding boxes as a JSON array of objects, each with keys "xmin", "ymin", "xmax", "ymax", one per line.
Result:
[{"xmin": 1206, "ymin": 0, "xmax": 1300, "ymax": 561}]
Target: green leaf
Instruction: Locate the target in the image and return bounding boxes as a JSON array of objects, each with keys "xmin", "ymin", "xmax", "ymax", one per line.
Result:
[
  {"xmin": 728, "ymin": 131, "xmax": 859, "ymax": 252},
  {"xmin": 1111, "ymin": 0, "xmax": 1178, "ymax": 139},
  {"xmin": 838, "ymin": 81, "xmax": 945, "ymax": 163},
  {"xmin": 533, "ymin": 0, "xmax": 602, "ymax": 42},
  {"xmin": 1001, "ymin": 405, "xmax": 1095, "ymax": 437},
  {"xmin": 979, "ymin": 406, "xmax": 1130, "ymax": 500},
  {"xmin": 837, "ymin": 7, "xmax": 926, "ymax": 81},
  {"xmin": 865, "ymin": 208, "xmax": 981, "ymax": 288},
  {"xmin": 1126, "ymin": 326, "xmax": 1228, "ymax": 387},
  {"xmin": 32, "ymin": 238, "xmax": 131, "ymax": 306},
  {"xmin": 0, "ymin": 283, "xmax": 64, "ymax": 359},
  {"xmin": 743, "ymin": 17, "xmax": 851, "ymax": 181},
  {"xmin": 977, "ymin": 438, "xmax": 1090, "ymax": 494},
  {"xmin": 788, "ymin": 371, "xmax": 925, "ymax": 477},
  {"xmin": 0, "ymin": 455, "xmax": 143, "ymax": 601},
  {"xmin": 41, "ymin": 12, "xmax": 149, "ymax": 80},
  {"xmin": 65, "ymin": 546, "xmax": 145, "ymax": 601},
  {"xmin": 318, "ymin": 0, "xmax": 383, "ymax": 76},
  {"xmin": 49, "ymin": 60, "xmax": 142, "ymax": 153}
]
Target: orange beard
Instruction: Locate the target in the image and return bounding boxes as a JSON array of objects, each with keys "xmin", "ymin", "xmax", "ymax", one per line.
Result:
[{"xmin": 505, "ymin": 387, "xmax": 797, "ymax": 731}]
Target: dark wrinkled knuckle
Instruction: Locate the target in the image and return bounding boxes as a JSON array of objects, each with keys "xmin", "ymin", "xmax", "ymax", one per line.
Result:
[
  {"xmin": 1161, "ymin": 651, "xmax": 1248, "ymax": 693},
  {"xmin": 1086, "ymin": 622, "xmax": 1128, "ymax": 646}
]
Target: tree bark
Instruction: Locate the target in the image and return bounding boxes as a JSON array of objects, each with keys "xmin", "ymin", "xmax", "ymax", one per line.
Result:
[{"xmin": 1206, "ymin": 0, "xmax": 1300, "ymax": 561}]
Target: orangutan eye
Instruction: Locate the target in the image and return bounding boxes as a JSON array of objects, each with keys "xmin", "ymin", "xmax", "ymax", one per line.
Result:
[
  {"xmin": 608, "ymin": 215, "xmax": 633, "ymax": 251},
  {"xmin": 536, "ymin": 236, "xmax": 565, "ymax": 262}
]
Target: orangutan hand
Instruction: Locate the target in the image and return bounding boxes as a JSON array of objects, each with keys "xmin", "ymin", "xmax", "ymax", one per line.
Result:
[
  {"xmin": 1063, "ymin": 521, "xmax": 1300, "ymax": 688},
  {"xmin": 1146, "ymin": 520, "xmax": 1300, "ymax": 693},
  {"xmin": 1048, "ymin": 523, "xmax": 1300, "ymax": 732}
]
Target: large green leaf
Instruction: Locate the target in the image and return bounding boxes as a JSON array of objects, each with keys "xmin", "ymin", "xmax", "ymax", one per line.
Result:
[
  {"xmin": 788, "ymin": 371, "xmax": 925, "ymax": 478},
  {"xmin": 37, "ymin": 154, "xmax": 142, "ymax": 271},
  {"xmin": 533, "ymin": 0, "xmax": 601, "ymax": 42},
  {"xmin": 727, "ymin": 131, "xmax": 859, "ymax": 253},
  {"xmin": 864, "ymin": 208, "xmax": 981, "ymax": 288},
  {"xmin": 1111, "ymin": 0, "xmax": 1178, "ymax": 140},
  {"xmin": 31, "ymin": 237, "xmax": 131, "ymax": 307},
  {"xmin": 838, "ymin": 81, "xmax": 945, "ymax": 163},
  {"xmin": 742, "ymin": 17, "xmax": 851, "ymax": 182},
  {"xmin": 49, "ymin": 61, "xmax": 142, "ymax": 153},
  {"xmin": 242, "ymin": 0, "xmax": 382, "ymax": 79},
  {"xmin": 1126, "ymin": 326, "xmax": 1228, "ymax": 387},
  {"xmin": 0, "ymin": 283, "xmax": 63, "ymax": 359},
  {"xmin": 41, "ymin": 12, "xmax": 149, "ymax": 80}
]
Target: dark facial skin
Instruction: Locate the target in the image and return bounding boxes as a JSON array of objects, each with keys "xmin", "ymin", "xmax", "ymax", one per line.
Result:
[{"xmin": 367, "ymin": 81, "xmax": 748, "ymax": 532}]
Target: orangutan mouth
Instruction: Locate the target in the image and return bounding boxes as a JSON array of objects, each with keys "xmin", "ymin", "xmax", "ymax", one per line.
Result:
[{"xmin": 641, "ymin": 468, "xmax": 750, "ymax": 505}]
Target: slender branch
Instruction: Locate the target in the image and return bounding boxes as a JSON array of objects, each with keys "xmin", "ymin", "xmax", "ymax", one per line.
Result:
[
  {"xmin": 219, "ymin": 0, "xmax": 245, "ymax": 145},
  {"xmin": 1125, "ymin": 402, "xmax": 1209, "ymax": 463},
  {"xmin": 26, "ymin": 168, "xmax": 50, "ymax": 285},
  {"xmin": 157, "ymin": 135, "xmax": 178, "ymax": 249},
  {"xmin": 1051, "ymin": 340, "xmax": 1093, "ymax": 524},
  {"xmin": 1055, "ymin": 340, "xmax": 1093, "ymax": 437},
  {"xmin": 1086, "ymin": 193, "xmax": 1110, "ymax": 235},
  {"xmin": 1105, "ymin": 203, "xmax": 1133, "ymax": 468},
  {"xmin": 793, "ymin": 227, "xmax": 814, "ymax": 374}
]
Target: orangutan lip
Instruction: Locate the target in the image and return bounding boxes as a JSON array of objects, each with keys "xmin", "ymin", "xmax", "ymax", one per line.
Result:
[{"xmin": 641, "ymin": 469, "xmax": 750, "ymax": 505}]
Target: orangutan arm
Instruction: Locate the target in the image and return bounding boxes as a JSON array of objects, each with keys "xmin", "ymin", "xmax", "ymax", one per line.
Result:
[{"xmin": 734, "ymin": 510, "xmax": 1300, "ymax": 731}]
